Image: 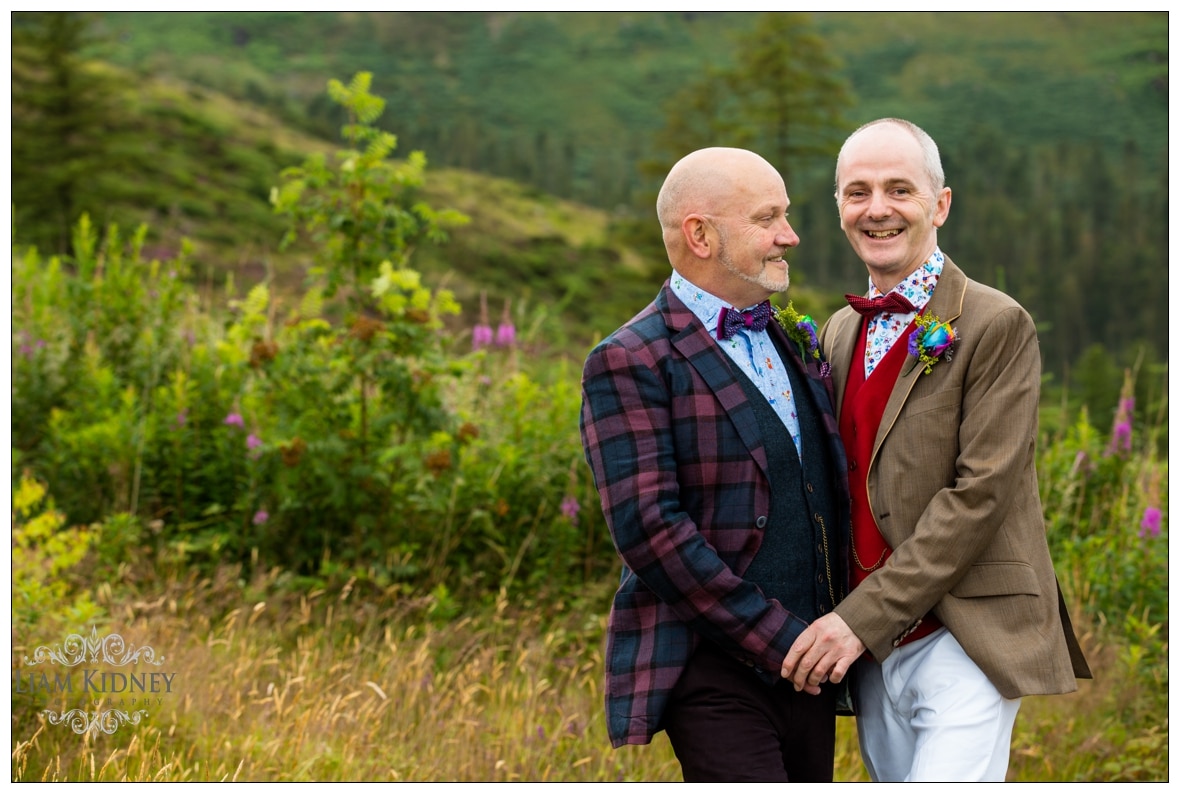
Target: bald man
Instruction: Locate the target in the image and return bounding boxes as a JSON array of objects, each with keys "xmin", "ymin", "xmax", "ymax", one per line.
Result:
[{"xmin": 580, "ymin": 148, "xmax": 851, "ymax": 781}]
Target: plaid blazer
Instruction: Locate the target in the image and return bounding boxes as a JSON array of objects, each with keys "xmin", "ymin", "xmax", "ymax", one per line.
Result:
[{"xmin": 580, "ymin": 281, "xmax": 850, "ymax": 747}]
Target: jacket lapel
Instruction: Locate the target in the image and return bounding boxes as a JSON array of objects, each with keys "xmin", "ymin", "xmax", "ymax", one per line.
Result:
[
  {"xmin": 874, "ymin": 257, "xmax": 968, "ymax": 454},
  {"xmin": 822, "ymin": 309, "xmax": 861, "ymax": 420},
  {"xmin": 658, "ymin": 286, "xmax": 770, "ymax": 476}
]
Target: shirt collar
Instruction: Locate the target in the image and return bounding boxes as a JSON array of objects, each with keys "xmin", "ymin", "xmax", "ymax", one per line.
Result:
[
  {"xmin": 866, "ymin": 247, "xmax": 944, "ymax": 313},
  {"xmin": 670, "ymin": 269, "xmax": 751, "ymax": 339}
]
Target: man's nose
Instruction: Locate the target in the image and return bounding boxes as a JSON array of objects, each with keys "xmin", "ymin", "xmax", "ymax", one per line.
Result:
[
  {"xmin": 777, "ymin": 218, "xmax": 800, "ymax": 247},
  {"xmin": 867, "ymin": 191, "xmax": 892, "ymax": 219}
]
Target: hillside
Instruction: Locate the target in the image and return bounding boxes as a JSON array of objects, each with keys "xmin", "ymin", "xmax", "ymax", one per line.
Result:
[
  {"xmin": 89, "ymin": 10, "xmax": 1168, "ymax": 208},
  {"xmin": 12, "ymin": 10, "xmax": 1169, "ymax": 382}
]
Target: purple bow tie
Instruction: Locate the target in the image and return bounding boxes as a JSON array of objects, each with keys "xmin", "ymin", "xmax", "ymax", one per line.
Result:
[
  {"xmin": 845, "ymin": 292, "xmax": 917, "ymax": 317},
  {"xmin": 717, "ymin": 300, "xmax": 773, "ymax": 340}
]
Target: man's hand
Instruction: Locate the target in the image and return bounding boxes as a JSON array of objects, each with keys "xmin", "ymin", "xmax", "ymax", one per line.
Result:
[{"xmin": 781, "ymin": 612, "xmax": 866, "ymax": 693}]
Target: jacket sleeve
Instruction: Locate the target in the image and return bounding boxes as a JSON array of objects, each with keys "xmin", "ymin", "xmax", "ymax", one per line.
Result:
[{"xmin": 580, "ymin": 335, "xmax": 808, "ymax": 672}]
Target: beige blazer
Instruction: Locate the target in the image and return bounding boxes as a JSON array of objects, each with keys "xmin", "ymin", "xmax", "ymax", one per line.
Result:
[{"xmin": 821, "ymin": 256, "xmax": 1090, "ymax": 698}]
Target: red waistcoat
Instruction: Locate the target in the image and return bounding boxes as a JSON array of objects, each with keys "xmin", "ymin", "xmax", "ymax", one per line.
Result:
[{"xmin": 840, "ymin": 317, "xmax": 941, "ymax": 647}]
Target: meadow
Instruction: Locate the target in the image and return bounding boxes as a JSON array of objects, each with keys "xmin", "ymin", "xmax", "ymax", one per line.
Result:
[{"xmin": 10, "ymin": 74, "xmax": 1167, "ymax": 783}]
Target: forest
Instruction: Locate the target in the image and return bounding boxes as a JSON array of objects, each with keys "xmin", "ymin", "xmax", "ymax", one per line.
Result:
[
  {"xmin": 11, "ymin": 11, "xmax": 1169, "ymax": 395},
  {"xmin": 9, "ymin": 11, "xmax": 1168, "ymax": 783}
]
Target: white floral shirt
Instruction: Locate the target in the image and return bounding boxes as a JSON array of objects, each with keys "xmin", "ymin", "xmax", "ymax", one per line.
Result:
[{"xmin": 861, "ymin": 249, "xmax": 945, "ymax": 377}]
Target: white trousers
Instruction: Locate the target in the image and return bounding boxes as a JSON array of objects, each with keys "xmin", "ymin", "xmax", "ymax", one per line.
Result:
[{"xmin": 854, "ymin": 627, "xmax": 1021, "ymax": 782}]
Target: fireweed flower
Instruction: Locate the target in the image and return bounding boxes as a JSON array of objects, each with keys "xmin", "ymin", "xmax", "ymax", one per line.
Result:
[
  {"xmin": 247, "ymin": 433, "xmax": 263, "ymax": 450},
  {"xmin": 253, "ymin": 510, "xmax": 269, "ymax": 525},
  {"xmin": 1139, "ymin": 507, "xmax": 1162, "ymax": 539},
  {"xmin": 1106, "ymin": 396, "xmax": 1134, "ymax": 456},
  {"xmin": 561, "ymin": 496, "xmax": 580, "ymax": 525},
  {"xmin": 496, "ymin": 299, "xmax": 516, "ymax": 347},
  {"xmin": 473, "ymin": 324, "xmax": 494, "ymax": 349},
  {"xmin": 495, "ymin": 321, "xmax": 516, "ymax": 347},
  {"xmin": 473, "ymin": 290, "xmax": 494, "ymax": 350},
  {"xmin": 1105, "ymin": 371, "xmax": 1136, "ymax": 457},
  {"xmin": 224, "ymin": 412, "xmax": 245, "ymax": 428},
  {"xmin": 1139, "ymin": 468, "xmax": 1163, "ymax": 539},
  {"xmin": 176, "ymin": 409, "xmax": 188, "ymax": 428}
]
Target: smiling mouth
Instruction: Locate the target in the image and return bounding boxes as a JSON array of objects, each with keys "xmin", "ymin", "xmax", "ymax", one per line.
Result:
[{"xmin": 865, "ymin": 229, "xmax": 901, "ymax": 239}]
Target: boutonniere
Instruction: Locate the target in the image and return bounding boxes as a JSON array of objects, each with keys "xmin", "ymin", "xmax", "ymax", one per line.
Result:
[
  {"xmin": 904, "ymin": 311, "xmax": 957, "ymax": 376},
  {"xmin": 774, "ymin": 302, "xmax": 829, "ymax": 374}
]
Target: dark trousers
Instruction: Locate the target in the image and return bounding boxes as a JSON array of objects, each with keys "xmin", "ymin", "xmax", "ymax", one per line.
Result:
[{"xmin": 663, "ymin": 641, "xmax": 837, "ymax": 782}]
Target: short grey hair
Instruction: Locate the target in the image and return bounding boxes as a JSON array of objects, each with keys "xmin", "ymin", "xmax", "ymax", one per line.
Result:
[{"xmin": 835, "ymin": 118, "xmax": 945, "ymax": 193}]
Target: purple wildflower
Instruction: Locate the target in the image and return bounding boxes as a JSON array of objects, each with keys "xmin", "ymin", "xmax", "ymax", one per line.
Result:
[
  {"xmin": 561, "ymin": 496, "xmax": 580, "ymax": 525},
  {"xmin": 247, "ymin": 433, "xmax": 262, "ymax": 450},
  {"xmin": 473, "ymin": 324, "xmax": 494, "ymax": 350},
  {"xmin": 495, "ymin": 300, "xmax": 516, "ymax": 347},
  {"xmin": 176, "ymin": 409, "xmax": 188, "ymax": 428},
  {"xmin": 1111, "ymin": 421, "xmax": 1132, "ymax": 454},
  {"xmin": 253, "ymin": 510, "xmax": 269, "ymax": 525},
  {"xmin": 1106, "ymin": 374, "xmax": 1136, "ymax": 457},
  {"xmin": 1139, "ymin": 507, "xmax": 1162, "ymax": 539},
  {"xmin": 495, "ymin": 322, "xmax": 516, "ymax": 347},
  {"xmin": 473, "ymin": 290, "xmax": 494, "ymax": 350},
  {"xmin": 224, "ymin": 412, "xmax": 245, "ymax": 429}
]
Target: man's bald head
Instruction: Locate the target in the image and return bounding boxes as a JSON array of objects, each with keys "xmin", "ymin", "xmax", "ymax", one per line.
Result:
[{"xmin": 656, "ymin": 148, "xmax": 779, "ymax": 239}]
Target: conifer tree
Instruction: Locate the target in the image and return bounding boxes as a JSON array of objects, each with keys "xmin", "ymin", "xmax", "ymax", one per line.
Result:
[
  {"xmin": 649, "ymin": 12, "xmax": 853, "ymax": 183},
  {"xmin": 11, "ymin": 12, "xmax": 123, "ymax": 254}
]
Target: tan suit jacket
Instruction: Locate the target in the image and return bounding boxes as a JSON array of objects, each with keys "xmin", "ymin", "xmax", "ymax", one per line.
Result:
[{"xmin": 821, "ymin": 256, "xmax": 1090, "ymax": 698}]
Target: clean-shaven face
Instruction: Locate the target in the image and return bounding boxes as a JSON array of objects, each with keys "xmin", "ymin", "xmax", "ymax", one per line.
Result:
[{"xmin": 836, "ymin": 124, "xmax": 950, "ymax": 290}]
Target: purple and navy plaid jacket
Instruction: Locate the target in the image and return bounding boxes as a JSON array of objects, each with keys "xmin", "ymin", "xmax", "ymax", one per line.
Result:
[{"xmin": 580, "ymin": 281, "xmax": 850, "ymax": 748}]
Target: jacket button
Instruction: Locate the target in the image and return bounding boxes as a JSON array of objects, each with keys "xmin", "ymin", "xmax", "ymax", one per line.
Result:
[
  {"xmin": 755, "ymin": 516, "xmax": 768, "ymax": 528},
  {"xmin": 806, "ymin": 482, "xmax": 814, "ymax": 493}
]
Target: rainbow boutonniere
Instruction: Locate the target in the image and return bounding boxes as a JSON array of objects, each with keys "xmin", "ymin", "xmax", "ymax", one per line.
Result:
[
  {"xmin": 774, "ymin": 301, "xmax": 824, "ymax": 365},
  {"xmin": 904, "ymin": 312, "xmax": 957, "ymax": 376}
]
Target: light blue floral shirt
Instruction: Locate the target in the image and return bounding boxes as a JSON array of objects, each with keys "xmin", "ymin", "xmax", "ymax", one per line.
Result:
[
  {"xmin": 670, "ymin": 270, "xmax": 802, "ymax": 460},
  {"xmin": 861, "ymin": 248, "xmax": 944, "ymax": 377}
]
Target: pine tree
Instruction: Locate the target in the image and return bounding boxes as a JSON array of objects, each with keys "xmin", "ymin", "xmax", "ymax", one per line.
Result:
[
  {"xmin": 648, "ymin": 12, "xmax": 853, "ymax": 183},
  {"xmin": 11, "ymin": 12, "xmax": 124, "ymax": 254}
]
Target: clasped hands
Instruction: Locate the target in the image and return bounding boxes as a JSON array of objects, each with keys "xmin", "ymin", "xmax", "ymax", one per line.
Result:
[{"xmin": 780, "ymin": 612, "xmax": 866, "ymax": 695}]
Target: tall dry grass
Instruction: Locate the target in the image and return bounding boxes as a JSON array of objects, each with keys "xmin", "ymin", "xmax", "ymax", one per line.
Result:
[{"xmin": 12, "ymin": 560, "xmax": 1160, "ymax": 782}]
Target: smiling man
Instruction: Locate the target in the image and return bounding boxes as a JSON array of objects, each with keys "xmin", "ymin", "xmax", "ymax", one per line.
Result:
[
  {"xmin": 580, "ymin": 147, "xmax": 849, "ymax": 781},
  {"xmin": 780, "ymin": 119, "xmax": 1091, "ymax": 782}
]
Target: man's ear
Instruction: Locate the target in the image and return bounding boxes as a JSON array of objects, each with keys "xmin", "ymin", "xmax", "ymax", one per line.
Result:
[
  {"xmin": 932, "ymin": 187, "xmax": 952, "ymax": 229},
  {"xmin": 682, "ymin": 215, "xmax": 712, "ymax": 259}
]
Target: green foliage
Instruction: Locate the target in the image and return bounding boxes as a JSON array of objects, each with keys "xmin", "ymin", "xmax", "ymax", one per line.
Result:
[
  {"xmin": 11, "ymin": 473, "xmax": 102, "ymax": 632},
  {"xmin": 11, "ymin": 74, "xmax": 614, "ymax": 602},
  {"xmin": 1039, "ymin": 371, "xmax": 1167, "ymax": 626},
  {"xmin": 271, "ymin": 71, "xmax": 469, "ymax": 311}
]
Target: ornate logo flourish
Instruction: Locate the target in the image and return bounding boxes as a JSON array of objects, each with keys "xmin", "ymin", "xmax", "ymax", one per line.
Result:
[
  {"xmin": 41, "ymin": 708, "xmax": 151, "ymax": 736},
  {"xmin": 24, "ymin": 627, "xmax": 165, "ymax": 668}
]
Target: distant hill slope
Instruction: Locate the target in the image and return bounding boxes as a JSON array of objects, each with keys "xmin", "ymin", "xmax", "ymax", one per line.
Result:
[{"xmin": 91, "ymin": 10, "xmax": 1168, "ymax": 209}]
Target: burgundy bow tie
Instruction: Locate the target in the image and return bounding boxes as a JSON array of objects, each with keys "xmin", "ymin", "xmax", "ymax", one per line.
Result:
[
  {"xmin": 716, "ymin": 300, "xmax": 773, "ymax": 340},
  {"xmin": 845, "ymin": 292, "xmax": 917, "ymax": 317}
]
